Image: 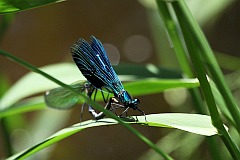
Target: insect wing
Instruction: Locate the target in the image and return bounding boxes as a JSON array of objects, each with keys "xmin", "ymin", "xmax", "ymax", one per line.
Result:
[
  {"xmin": 44, "ymin": 81, "xmax": 86, "ymax": 110},
  {"xmin": 71, "ymin": 36, "xmax": 124, "ymax": 94}
]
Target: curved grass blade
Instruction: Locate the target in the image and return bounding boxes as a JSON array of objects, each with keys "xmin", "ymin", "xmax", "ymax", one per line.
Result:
[
  {"xmin": 6, "ymin": 113, "xmax": 218, "ymax": 160},
  {"xmin": 0, "ymin": 96, "xmax": 45, "ymax": 118},
  {"xmin": 124, "ymin": 78, "xmax": 199, "ymax": 96},
  {"xmin": 114, "ymin": 63, "xmax": 182, "ymax": 79}
]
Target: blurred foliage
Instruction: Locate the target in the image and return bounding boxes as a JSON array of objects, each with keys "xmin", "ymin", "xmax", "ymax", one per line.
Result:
[{"xmin": 0, "ymin": 0, "xmax": 65, "ymax": 13}]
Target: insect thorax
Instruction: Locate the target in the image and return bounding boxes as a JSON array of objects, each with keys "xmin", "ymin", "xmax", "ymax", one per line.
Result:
[{"xmin": 117, "ymin": 90, "xmax": 140, "ymax": 109}]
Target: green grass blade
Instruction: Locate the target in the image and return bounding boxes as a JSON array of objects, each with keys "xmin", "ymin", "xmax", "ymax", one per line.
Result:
[
  {"xmin": 173, "ymin": 0, "xmax": 240, "ymax": 133},
  {"xmin": 6, "ymin": 113, "xmax": 217, "ymax": 160},
  {"xmin": 125, "ymin": 78, "xmax": 199, "ymax": 96},
  {"xmin": 0, "ymin": 96, "xmax": 45, "ymax": 118},
  {"xmin": 210, "ymin": 82, "xmax": 236, "ymax": 126},
  {"xmin": 114, "ymin": 63, "xmax": 181, "ymax": 79},
  {"xmin": 155, "ymin": 2, "xmax": 227, "ymax": 160},
  {"xmin": 170, "ymin": 1, "xmax": 240, "ymax": 159},
  {"xmin": 154, "ymin": 1, "xmax": 192, "ymax": 77}
]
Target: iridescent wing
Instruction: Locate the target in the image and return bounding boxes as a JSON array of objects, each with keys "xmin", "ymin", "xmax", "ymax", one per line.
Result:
[
  {"xmin": 44, "ymin": 81, "xmax": 87, "ymax": 110},
  {"xmin": 70, "ymin": 36, "xmax": 124, "ymax": 95}
]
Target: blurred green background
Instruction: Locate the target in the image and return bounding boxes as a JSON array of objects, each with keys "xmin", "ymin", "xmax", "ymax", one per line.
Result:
[{"xmin": 0, "ymin": 0, "xmax": 239, "ymax": 159}]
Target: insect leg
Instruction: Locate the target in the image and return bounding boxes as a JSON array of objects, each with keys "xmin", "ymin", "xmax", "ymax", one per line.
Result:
[
  {"xmin": 119, "ymin": 107, "xmax": 130, "ymax": 117},
  {"xmin": 80, "ymin": 103, "xmax": 86, "ymax": 123},
  {"xmin": 88, "ymin": 97, "xmax": 112, "ymax": 120},
  {"xmin": 136, "ymin": 108, "xmax": 147, "ymax": 122},
  {"xmin": 87, "ymin": 87, "xmax": 114, "ymax": 120},
  {"xmin": 85, "ymin": 85, "xmax": 104, "ymax": 119},
  {"xmin": 108, "ymin": 98, "xmax": 119, "ymax": 116},
  {"xmin": 88, "ymin": 105, "xmax": 101, "ymax": 119},
  {"xmin": 88, "ymin": 88, "xmax": 102, "ymax": 119}
]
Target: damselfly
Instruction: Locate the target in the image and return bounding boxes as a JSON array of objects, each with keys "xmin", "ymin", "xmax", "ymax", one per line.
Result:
[{"xmin": 44, "ymin": 36, "xmax": 145, "ymax": 120}]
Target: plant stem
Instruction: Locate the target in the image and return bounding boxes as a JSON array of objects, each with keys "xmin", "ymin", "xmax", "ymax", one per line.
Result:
[
  {"xmin": 155, "ymin": 1, "xmax": 224, "ymax": 160},
  {"xmin": 176, "ymin": 0, "xmax": 240, "ymax": 133},
  {"xmin": 169, "ymin": 1, "xmax": 240, "ymax": 159}
]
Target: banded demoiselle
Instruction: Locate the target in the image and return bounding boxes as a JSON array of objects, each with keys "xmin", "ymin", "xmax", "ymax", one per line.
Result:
[{"xmin": 44, "ymin": 36, "xmax": 144, "ymax": 120}]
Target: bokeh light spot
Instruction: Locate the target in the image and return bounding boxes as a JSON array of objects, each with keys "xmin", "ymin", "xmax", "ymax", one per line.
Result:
[
  {"xmin": 164, "ymin": 88, "xmax": 188, "ymax": 107},
  {"xmin": 10, "ymin": 129, "xmax": 33, "ymax": 152},
  {"xmin": 123, "ymin": 35, "xmax": 152, "ymax": 62},
  {"xmin": 103, "ymin": 43, "xmax": 120, "ymax": 65}
]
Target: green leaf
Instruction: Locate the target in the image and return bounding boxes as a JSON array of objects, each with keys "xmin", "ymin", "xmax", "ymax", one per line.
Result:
[
  {"xmin": 114, "ymin": 63, "xmax": 181, "ymax": 79},
  {"xmin": 124, "ymin": 78, "xmax": 199, "ymax": 96},
  {"xmin": 0, "ymin": 0, "xmax": 65, "ymax": 14},
  {"xmin": 0, "ymin": 96, "xmax": 45, "ymax": 118},
  {"xmin": 6, "ymin": 113, "xmax": 218, "ymax": 160},
  {"xmin": 210, "ymin": 82, "xmax": 235, "ymax": 126}
]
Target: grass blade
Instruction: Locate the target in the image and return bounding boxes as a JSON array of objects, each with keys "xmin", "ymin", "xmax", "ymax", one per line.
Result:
[{"xmin": 6, "ymin": 113, "xmax": 217, "ymax": 160}]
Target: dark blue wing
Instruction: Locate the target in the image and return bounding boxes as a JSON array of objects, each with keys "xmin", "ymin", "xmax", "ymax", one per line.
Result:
[{"xmin": 70, "ymin": 36, "xmax": 124, "ymax": 95}]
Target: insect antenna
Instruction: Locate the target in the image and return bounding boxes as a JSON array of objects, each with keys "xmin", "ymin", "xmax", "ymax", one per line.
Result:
[{"xmin": 80, "ymin": 85, "xmax": 97, "ymax": 123}]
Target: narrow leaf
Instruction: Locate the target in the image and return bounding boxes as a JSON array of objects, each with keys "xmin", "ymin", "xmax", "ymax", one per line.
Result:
[{"xmin": 6, "ymin": 113, "xmax": 218, "ymax": 160}]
